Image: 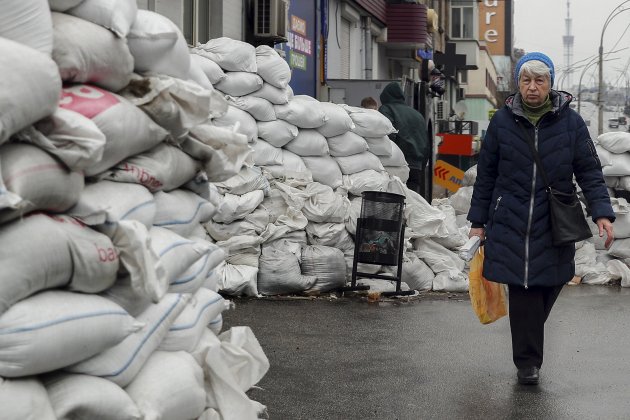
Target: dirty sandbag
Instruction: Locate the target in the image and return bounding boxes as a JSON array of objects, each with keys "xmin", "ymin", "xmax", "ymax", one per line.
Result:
[{"xmin": 468, "ymin": 246, "xmax": 507, "ymax": 325}]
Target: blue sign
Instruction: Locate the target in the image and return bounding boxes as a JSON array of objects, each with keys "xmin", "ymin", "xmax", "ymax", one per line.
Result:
[{"xmin": 279, "ymin": 1, "xmax": 317, "ymax": 97}]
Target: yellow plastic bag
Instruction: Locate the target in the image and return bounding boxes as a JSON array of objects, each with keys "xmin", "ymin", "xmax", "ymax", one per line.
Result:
[{"xmin": 468, "ymin": 246, "xmax": 507, "ymax": 324}]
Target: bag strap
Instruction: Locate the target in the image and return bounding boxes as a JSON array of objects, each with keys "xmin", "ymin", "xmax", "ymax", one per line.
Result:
[{"xmin": 517, "ymin": 122, "xmax": 551, "ymax": 189}]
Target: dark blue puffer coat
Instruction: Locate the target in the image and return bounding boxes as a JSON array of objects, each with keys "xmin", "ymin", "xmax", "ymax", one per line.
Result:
[{"xmin": 467, "ymin": 90, "xmax": 615, "ymax": 288}]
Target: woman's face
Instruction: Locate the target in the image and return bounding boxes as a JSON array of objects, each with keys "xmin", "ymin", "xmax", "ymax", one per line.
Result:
[{"xmin": 519, "ymin": 72, "xmax": 551, "ymax": 107}]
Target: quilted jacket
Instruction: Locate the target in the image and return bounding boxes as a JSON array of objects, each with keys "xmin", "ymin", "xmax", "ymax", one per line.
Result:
[{"xmin": 467, "ymin": 90, "xmax": 615, "ymax": 288}]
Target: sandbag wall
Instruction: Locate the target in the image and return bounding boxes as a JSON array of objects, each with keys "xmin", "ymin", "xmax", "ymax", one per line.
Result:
[
  {"xmin": 188, "ymin": 37, "xmax": 475, "ymax": 297},
  {"xmin": 0, "ymin": 2, "xmax": 268, "ymax": 420}
]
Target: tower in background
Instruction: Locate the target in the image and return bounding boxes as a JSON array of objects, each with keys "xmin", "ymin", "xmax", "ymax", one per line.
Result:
[{"xmin": 563, "ymin": 0, "xmax": 574, "ymax": 89}]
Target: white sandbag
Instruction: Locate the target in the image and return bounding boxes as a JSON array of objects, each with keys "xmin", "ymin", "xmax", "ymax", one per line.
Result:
[
  {"xmin": 14, "ymin": 107, "xmax": 106, "ymax": 172},
  {"xmin": 607, "ymin": 259, "xmax": 630, "ymax": 287},
  {"xmin": 608, "ymin": 237, "xmax": 630, "ymax": 258},
  {"xmin": 126, "ymin": 351, "xmax": 206, "ymax": 420},
  {"xmin": 382, "ymin": 252, "xmax": 434, "ymax": 291},
  {"xmin": 258, "ymin": 247, "xmax": 316, "ymax": 295},
  {"xmin": 216, "ymin": 235, "xmax": 262, "ymax": 261},
  {"xmin": 257, "ymin": 119, "xmax": 298, "ymax": 147},
  {"xmin": 262, "ymin": 238, "xmax": 302, "ymax": 263},
  {"xmin": 100, "ymin": 275, "xmax": 153, "ymax": 318},
  {"xmin": 226, "ymin": 95, "xmax": 276, "ymax": 121},
  {"xmin": 327, "ymin": 131, "xmax": 369, "ymax": 157},
  {"xmin": 262, "ymin": 149, "xmax": 313, "ymax": 182},
  {"xmin": 213, "ymin": 190, "xmax": 265, "ymax": 224},
  {"xmin": 68, "ymin": 181, "xmax": 165, "ymax": 301},
  {"xmin": 195, "ymin": 37, "xmax": 257, "ymax": 73},
  {"xmin": 462, "ymin": 164, "xmax": 477, "ymax": 187},
  {"xmin": 602, "ymin": 152, "xmax": 630, "ymax": 177},
  {"xmin": 306, "ymin": 222, "xmax": 355, "ymax": 254},
  {"xmin": 365, "ymin": 135, "xmax": 393, "ymax": 157},
  {"xmin": 0, "ymin": 291, "xmax": 139, "ymax": 377},
  {"xmin": 67, "ymin": 293, "xmax": 189, "ymax": 387},
  {"xmin": 67, "ymin": 0, "xmax": 138, "ymax": 37},
  {"xmin": 0, "ymin": 143, "xmax": 84, "ymax": 224},
  {"xmin": 214, "ymin": 166, "xmax": 271, "ymax": 196},
  {"xmin": 190, "ymin": 52, "xmax": 227, "ymax": 84},
  {"xmin": 252, "ymin": 139, "xmax": 284, "ymax": 166},
  {"xmin": 0, "ymin": 0, "xmax": 53, "ymax": 55},
  {"xmin": 184, "ymin": 123, "xmax": 252, "ymax": 183},
  {"xmin": 121, "ymin": 75, "xmax": 228, "ymax": 143},
  {"xmin": 618, "ymin": 176, "xmax": 630, "ymax": 191},
  {"xmin": 379, "ymin": 140, "xmax": 408, "ymax": 166},
  {"xmin": 384, "ymin": 165, "xmax": 409, "ymax": 183},
  {"xmin": 160, "ymin": 288, "xmax": 228, "ymax": 352},
  {"xmin": 301, "ymin": 155, "xmax": 343, "ymax": 189},
  {"xmin": 344, "ymin": 196, "xmax": 361, "ymax": 235},
  {"xmin": 413, "ymin": 237, "xmax": 467, "ymax": 292},
  {"xmin": 218, "ymin": 326, "xmax": 270, "ymax": 391},
  {"xmin": 301, "ymin": 183, "xmax": 350, "ymax": 223},
  {"xmin": 316, "ymin": 102, "xmax": 355, "ymax": 137},
  {"xmin": 59, "ymin": 84, "xmax": 168, "ymax": 176},
  {"xmin": 259, "ymin": 189, "xmax": 289, "ymax": 223},
  {"xmin": 127, "ymin": 10, "xmax": 191, "ymax": 79},
  {"xmin": 431, "ymin": 199, "xmax": 468, "ymax": 248},
  {"xmin": 284, "ymin": 129, "xmax": 329, "ymax": 156},
  {"xmin": 249, "ymin": 82, "xmax": 291, "ymax": 104},
  {"xmin": 49, "ymin": 0, "xmax": 83, "ymax": 10},
  {"xmin": 188, "ymin": 57, "xmax": 215, "ymax": 89},
  {"xmin": 99, "ymin": 143, "xmax": 200, "ymax": 192},
  {"xmin": 216, "ymin": 72, "xmax": 264, "ymax": 97},
  {"xmin": 0, "ymin": 38, "xmax": 61, "ymax": 144},
  {"xmin": 43, "ymin": 373, "xmax": 142, "ymax": 420},
  {"xmin": 341, "ymin": 104, "xmax": 397, "ymax": 137},
  {"xmin": 209, "ymin": 314, "xmax": 223, "ymax": 335},
  {"xmin": 274, "ymin": 97, "xmax": 328, "ymax": 129},
  {"xmin": 154, "ymin": 189, "xmax": 216, "ymax": 237},
  {"xmin": 149, "ymin": 227, "xmax": 214, "ymax": 285},
  {"xmin": 335, "ymin": 151, "xmax": 385, "ymax": 175},
  {"xmin": 0, "ymin": 213, "xmax": 119, "ymax": 314},
  {"xmin": 52, "ymin": 12, "xmax": 133, "ymax": 91},
  {"xmin": 301, "ymin": 245, "xmax": 347, "ymax": 292},
  {"xmin": 342, "ymin": 170, "xmax": 390, "ymax": 196},
  {"xmin": 212, "ymin": 105, "xmax": 259, "ymax": 142},
  {"xmin": 170, "ymin": 243, "xmax": 225, "ymax": 293},
  {"xmin": 597, "ymin": 131, "xmax": 630, "ymax": 154},
  {"xmin": 449, "ymin": 185, "xmax": 474, "ymax": 215},
  {"xmin": 204, "ymin": 218, "xmax": 263, "ymax": 243},
  {"xmin": 191, "ymin": 330, "xmax": 266, "ymax": 420},
  {"xmin": 217, "ymin": 262, "xmax": 259, "ymax": 297},
  {"xmin": 389, "ymin": 177, "xmax": 448, "ymax": 238},
  {"xmin": 255, "ymin": 45, "xmax": 291, "ymax": 88},
  {"xmin": 0, "ymin": 377, "xmax": 56, "ymax": 420},
  {"xmin": 596, "ymin": 144, "xmax": 613, "ymax": 167}
]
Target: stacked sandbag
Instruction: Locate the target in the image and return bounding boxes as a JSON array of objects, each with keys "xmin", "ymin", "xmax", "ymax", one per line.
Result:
[{"xmin": 0, "ymin": 6, "xmax": 269, "ymax": 419}]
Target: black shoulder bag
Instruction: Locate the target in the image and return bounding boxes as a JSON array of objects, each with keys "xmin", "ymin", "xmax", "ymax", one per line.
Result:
[{"xmin": 518, "ymin": 123, "xmax": 592, "ymax": 246}]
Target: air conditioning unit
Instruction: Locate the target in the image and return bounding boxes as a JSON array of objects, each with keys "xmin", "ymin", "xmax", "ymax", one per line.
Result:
[
  {"xmin": 436, "ymin": 99, "xmax": 448, "ymax": 121},
  {"xmin": 254, "ymin": 0, "xmax": 288, "ymax": 40}
]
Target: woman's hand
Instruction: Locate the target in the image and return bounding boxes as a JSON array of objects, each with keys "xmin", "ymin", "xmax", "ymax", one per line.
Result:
[
  {"xmin": 469, "ymin": 227, "xmax": 485, "ymax": 242},
  {"xmin": 596, "ymin": 217, "xmax": 614, "ymax": 249}
]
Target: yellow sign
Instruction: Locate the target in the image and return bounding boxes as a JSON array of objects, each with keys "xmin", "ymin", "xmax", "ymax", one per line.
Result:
[
  {"xmin": 488, "ymin": 108, "xmax": 497, "ymax": 120},
  {"xmin": 434, "ymin": 160, "xmax": 465, "ymax": 193}
]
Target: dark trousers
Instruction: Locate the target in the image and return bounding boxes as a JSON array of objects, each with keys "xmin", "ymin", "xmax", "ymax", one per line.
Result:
[
  {"xmin": 406, "ymin": 167, "xmax": 425, "ymax": 198},
  {"xmin": 508, "ymin": 284, "xmax": 564, "ymax": 369}
]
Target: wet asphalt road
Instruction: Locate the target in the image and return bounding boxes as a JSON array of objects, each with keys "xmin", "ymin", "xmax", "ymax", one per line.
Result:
[{"xmin": 222, "ymin": 285, "xmax": 630, "ymax": 420}]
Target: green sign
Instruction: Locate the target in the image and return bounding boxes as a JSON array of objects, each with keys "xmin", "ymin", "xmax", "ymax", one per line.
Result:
[
  {"xmin": 488, "ymin": 108, "xmax": 497, "ymax": 120},
  {"xmin": 289, "ymin": 51, "xmax": 307, "ymax": 70}
]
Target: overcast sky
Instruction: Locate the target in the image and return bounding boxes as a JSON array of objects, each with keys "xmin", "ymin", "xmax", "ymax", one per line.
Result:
[{"xmin": 513, "ymin": 0, "xmax": 630, "ymax": 91}]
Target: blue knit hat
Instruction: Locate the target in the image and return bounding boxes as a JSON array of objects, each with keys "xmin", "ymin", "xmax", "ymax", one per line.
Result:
[{"xmin": 514, "ymin": 52, "xmax": 555, "ymax": 87}]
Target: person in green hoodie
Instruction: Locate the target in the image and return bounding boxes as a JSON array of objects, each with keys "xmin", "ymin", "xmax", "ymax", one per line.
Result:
[{"xmin": 379, "ymin": 81, "xmax": 431, "ymax": 197}]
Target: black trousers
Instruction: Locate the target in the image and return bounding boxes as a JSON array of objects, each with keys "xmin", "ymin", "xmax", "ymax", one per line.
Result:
[
  {"xmin": 508, "ymin": 284, "xmax": 564, "ymax": 369},
  {"xmin": 406, "ymin": 167, "xmax": 425, "ymax": 198}
]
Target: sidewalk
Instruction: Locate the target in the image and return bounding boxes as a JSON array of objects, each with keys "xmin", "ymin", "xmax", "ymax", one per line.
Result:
[{"xmin": 223, "ymin": 285, "xmax": 630, "ymax": 420}]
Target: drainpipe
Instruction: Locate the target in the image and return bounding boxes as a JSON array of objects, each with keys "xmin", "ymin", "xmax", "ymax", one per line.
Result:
[{"xmin": 362, "ymin": 16, "xmax": 372, "ymax": 79}]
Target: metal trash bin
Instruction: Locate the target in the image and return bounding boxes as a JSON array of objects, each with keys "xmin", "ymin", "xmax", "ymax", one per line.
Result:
[
  {"xmin": 343, "ymin": 191, "xmax": 413, "ymax": 296},
  {"xmin": 356, "ymin": 191, "xmax": 405, "ymax": 266}
]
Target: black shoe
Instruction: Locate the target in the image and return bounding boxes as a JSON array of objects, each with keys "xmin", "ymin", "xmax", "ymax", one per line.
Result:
[{"xmin": 517, "ymin": 366, "xmax": 540, "ymax": 385}]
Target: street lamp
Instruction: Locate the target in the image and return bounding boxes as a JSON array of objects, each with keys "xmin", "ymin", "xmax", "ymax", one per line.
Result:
[{"xmin": 597, "ymin": 0, "xmax": 630, "ymax": 135}]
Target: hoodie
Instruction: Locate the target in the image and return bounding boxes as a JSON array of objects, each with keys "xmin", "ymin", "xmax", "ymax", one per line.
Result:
[{"xmin": 378, "ymin": 81, "xmax": 429, "ymax": 169}]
